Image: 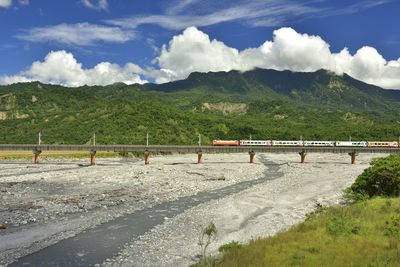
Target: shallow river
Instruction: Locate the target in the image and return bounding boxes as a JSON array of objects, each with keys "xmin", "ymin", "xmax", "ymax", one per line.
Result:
[{"xmin": 10, "ymin": 155, "xmax": 283, "ymax": 266}]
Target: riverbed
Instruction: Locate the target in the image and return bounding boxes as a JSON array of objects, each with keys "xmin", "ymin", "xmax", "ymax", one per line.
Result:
[{"xmin": 0, "ymin": 152, "xmax": 384, "ymax": 266}]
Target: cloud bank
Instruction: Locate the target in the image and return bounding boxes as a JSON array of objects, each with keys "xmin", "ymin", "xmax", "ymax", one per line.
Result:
[
  {"xmin": 0, "ymin": 50, "xmax": 147, "ymax": 86},
  {"xmin": 155, "ymin": 27, "xmax": 400, "ymax": 89},
  {"xmin": 2, "ymin": 27, "xmax": 400, "ymax": 89}
]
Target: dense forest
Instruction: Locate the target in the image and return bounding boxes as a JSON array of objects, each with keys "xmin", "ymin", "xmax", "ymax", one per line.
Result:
[{"xmin": 0, "ymin": 68, "xmax": 399, "ymax": 145}]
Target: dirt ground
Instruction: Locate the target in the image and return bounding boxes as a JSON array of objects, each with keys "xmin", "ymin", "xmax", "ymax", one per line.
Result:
[{"xmin": 0, "ymin": 152, "xmax": 385, "ymax": 266}]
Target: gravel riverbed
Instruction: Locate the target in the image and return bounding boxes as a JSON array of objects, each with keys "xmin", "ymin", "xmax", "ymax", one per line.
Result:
[{"xmin": 0, "ymin": 152, "xmax": 385, "ymax": 266}]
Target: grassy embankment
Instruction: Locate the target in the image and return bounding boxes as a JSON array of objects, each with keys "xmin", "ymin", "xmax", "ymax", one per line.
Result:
[
  {"xmin": 218, "ymin": 198, "xmax": 400, "ymax": 266},
  {"xmin": 216, "ymin": 154, "xmax": 400, "ymax": 266},
  {"xmin": 0, "ymin": 151, "xmax": 119, "ymax": 160}
]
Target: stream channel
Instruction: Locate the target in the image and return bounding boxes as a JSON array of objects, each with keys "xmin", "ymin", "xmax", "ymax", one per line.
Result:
[{"xmin": 10, "ymin": 155, "xmax": 284, "ymax": 266}]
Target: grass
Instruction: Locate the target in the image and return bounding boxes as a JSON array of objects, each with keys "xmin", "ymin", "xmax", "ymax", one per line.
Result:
[
  {"xmin": 217, "ymin": 197, "xmax": 400, "ymax": 267},
  {"xmin": 0, "ymin": 150, "xmax": 120, "ymax": 160}
]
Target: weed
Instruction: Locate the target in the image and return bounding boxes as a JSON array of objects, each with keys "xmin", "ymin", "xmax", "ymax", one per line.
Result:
[
  {"xmin": 384, "ymin": 215, "xmax": 400, "ymax": 238},
  {"xmin": 307, "ymin": 246, "xmax": 320, "ymax": 254},
  {"xmin": 343, "ymin": 187, "xmax": 369, "ymax": 203},
  {"xmin": 290, "ymin": 251, "xmax": 305, "ymax": 265},
  {"xmin": 305, "ymin": 202, "xmax": 328, "ymax": 221},
  {"xmin": 218, "ymin": 241, "xmax": 242, "ymax": 253},
  {"xmin": 326, "ymin": 211, "xmax": 360, "ymax": 237},
  {"xmin": 381, "ymin": 199, "xmax": 393, "ymax": 213},
  {"xmin": 196, "ymin": 222, "xmax": 217, "ymax": 267}
]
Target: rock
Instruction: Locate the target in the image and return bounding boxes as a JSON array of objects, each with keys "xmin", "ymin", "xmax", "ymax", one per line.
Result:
[{"xmin": 0, "ymin": 223, "xmax": 6, "ymax": 229}]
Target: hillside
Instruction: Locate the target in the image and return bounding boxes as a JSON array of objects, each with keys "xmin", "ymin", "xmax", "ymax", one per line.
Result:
[
  {"xmin": 130, "ymin": 68, "xmax": 400, "ymax": 111},
  {"xmin": 0, "ymin": 69, "xmax": 400, "ymax": 145}
]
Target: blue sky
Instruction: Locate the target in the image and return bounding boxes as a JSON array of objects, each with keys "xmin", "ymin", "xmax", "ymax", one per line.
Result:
[{"xmin": 1, "ymin": 0, "xmax": 400, "ymax": 89}]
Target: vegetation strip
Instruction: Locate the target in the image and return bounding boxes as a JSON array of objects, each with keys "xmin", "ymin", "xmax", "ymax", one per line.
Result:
[{"xmin": 212, "ymin": 154, "xmax": 400, "ymax": 266}]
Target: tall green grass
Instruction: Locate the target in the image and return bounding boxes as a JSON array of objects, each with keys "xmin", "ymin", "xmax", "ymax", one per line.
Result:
[{"xmin": 218, "ymin": 198, "xmax": 400, "ymax": 266}]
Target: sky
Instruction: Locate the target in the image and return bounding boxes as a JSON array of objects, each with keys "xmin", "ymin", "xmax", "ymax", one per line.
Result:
[{"xmin": 0, "ymin": 0, "xmax": 400, "ymax": 89}]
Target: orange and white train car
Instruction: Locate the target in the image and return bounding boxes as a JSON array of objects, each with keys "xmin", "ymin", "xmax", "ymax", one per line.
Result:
[
  {"xmin": 367, "ymin": 141, "xmax": 398, "ymax": 147},
  {"xmin": 212, "ymin": 140, "xmax": 239, "ymax": 146}
]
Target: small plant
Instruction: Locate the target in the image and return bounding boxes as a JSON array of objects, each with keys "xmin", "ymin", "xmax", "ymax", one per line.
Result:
[
  {"xmin": 384, "ymin": 215, "xmax": 400, "ymax": 238},
  {"xmin": 197, "ymin": 222, "xmax": 217, "ymax": 267},
  {"xmin": 326, "ymin": 214, "xmax": 361, "ymax": 236},
  {"xmin": 326, "ymin": 207, "xmax": 361, "ymax": 236},
  {"xmin": 342, "ymin": 187, "xmax": 369, "ymax": 203},
  {"xmin": 326, "ymin": 215, "xmax": 347, "ymax": 236},
  {"xmin": 380, "ymin": 199, "xmax": 393, "ymax": 213},
  {"xmin": 218, "ymin": 241, "xmax": 242, "ymax": 253},
  {"xmin": 305, "ymin": 202, "xmax": 328, "ymax": 221}
]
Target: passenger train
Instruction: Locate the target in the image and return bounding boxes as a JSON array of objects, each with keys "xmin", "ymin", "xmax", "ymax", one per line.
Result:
[{"xmin": 212, "ymin": 140, "xmax": 400, "ymax": 147}]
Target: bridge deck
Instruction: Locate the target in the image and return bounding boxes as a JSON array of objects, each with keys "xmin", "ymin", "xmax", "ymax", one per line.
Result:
[{"xmin": 0, "ymin": 144, "xmax": 399, "ymax": 154}]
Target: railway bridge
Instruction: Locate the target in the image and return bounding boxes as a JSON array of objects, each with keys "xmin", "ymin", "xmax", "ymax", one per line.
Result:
[{"xmin": 1, "ymin": 144, "xmax": 399, "ymax": 165}]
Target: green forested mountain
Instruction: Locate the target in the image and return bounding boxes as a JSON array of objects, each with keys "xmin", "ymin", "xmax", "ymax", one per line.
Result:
[{"xmin": 0, "ymin": 68, "xmax": 399, "ymax": 145}]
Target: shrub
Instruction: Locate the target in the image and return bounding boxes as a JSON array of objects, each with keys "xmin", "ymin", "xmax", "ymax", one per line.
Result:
[{"xmin": 347, "ymin": 154, "xmax": 400, "ymax": 199}]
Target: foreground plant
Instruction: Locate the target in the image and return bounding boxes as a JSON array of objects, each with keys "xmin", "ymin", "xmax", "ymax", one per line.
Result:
[{"xmin": 194, "ymin": 221, "xmax": 217, "ymax": 267}]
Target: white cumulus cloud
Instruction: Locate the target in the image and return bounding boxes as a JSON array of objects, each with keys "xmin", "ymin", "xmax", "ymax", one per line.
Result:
[
  {"xmin": 0, "ymin": 50, "xmax": 147, "ymax": 87},
  {"xmin": 0, "ymin": 0, "xmax": 11, "ymax": 8},
  {"xmin": 155, "ymin": 27, "xmax": 241, "ymax": 82}
]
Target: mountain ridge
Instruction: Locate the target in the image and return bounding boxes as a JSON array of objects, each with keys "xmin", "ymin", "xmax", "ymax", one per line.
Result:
[
  {"xmin": 125, "ymin": 68, "xmax": 400, "ymax": 111},
  {"xmin": 1, "ymin": 68, "xmax": 399, "ymax": 145}
]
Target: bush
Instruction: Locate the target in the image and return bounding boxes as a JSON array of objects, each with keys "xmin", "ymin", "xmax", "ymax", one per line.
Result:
[{"xmin": 347, "ymin": 154, "xmax": 400, "ymax": 199}]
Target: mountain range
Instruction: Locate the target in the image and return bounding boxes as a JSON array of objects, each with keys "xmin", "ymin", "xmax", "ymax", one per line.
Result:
[{"xmin": 0, "ymin": 68, "xmax": 399, "ymax": 145}]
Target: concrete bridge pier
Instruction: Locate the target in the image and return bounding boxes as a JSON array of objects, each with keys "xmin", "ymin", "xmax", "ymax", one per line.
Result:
[
  {"xmin": 348, "ymin": 152, "xmax": 358, "ymax": 164},
  {"xmin": 249, "ymin": 151, "xmax": 255, "ymax": 164},
  {"xmin": 299, "ymin": 151, "xmax": 307, "ymax": 163},
  {"xmin": 33, "ymin": 149, "xmax": 41, "ymax": 164},
  {"xmin": 197, "ymin": 151, "xmax": 203, "ymax": 164},
  {"xmin": 144, "ymin": 151, "xmax": 150, "ymax": 165},
  {"xmin": 90, "ymin": 150, "xmax": 96, "ymax": 165}
]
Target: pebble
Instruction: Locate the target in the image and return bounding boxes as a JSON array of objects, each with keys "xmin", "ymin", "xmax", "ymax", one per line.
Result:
[{"xmin": 0, "ymin": 223, "xmax": 6, "ymax": 229}]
